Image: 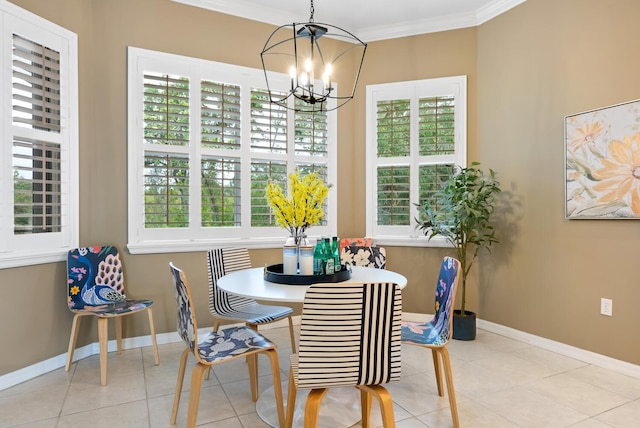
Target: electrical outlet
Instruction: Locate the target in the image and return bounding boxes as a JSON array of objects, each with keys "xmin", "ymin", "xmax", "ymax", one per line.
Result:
[{"xmin": 600, "ymin": 298, "xmax": 613, "ymax": 316}]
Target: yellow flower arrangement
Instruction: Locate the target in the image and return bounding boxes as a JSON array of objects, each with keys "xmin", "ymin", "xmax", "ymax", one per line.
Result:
[{"xmin": 266, "ymin": 170, "xmax": 330, "ymax": 241}]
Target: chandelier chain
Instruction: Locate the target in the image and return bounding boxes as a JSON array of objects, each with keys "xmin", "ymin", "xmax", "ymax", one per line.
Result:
[{"xmin": 309, "ymin": 0, "xmax": 315, "ymax": 22}]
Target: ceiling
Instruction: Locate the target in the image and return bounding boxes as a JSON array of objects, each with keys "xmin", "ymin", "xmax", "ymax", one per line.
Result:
[{"xmin": 172, "ymin": 0, "xmax": 526, "ymax": 42}]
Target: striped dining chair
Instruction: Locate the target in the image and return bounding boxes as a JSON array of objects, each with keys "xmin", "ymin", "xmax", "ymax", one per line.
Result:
[
  {"xmin": 401, "ymin": 256, "xmax": 461, "ymax": 428},
  {"xmin": 207, "ymin": 248, "xmax": 296, "ymax": 352},
  {"xmin": 286, "ymin": 281, "xmax": 402, "ymax": 428}
]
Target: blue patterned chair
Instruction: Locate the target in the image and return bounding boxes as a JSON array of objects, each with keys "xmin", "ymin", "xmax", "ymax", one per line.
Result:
[
  {"xmin": 168, "ymin": 263, "xmax": 285, "ymax": 428},
  {"xmin": 206, "ymin": 248, "xmax": 296, "ymax": 352},
  {"xmin": 65, "ymin": 245, "xmax": 159, "ymax": 386},
  {"xmin": 285, "ymin": 281, "xmax": 402, "ymax": 428},
  {"xmin": 340, "ymin": 244, "xmax": 386, "ymax": 269},
  {"xmin": 401, "ymin": 256, "xmax": 461, "ymax": 428}
]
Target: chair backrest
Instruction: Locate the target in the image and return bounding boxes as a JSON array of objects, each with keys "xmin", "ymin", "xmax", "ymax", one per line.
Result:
[
  {"xmin": 67, "ymin": 246, "xmax": 126, "ymax": 309},
  {"xmin": 169, "ymin": 262, "xmax": 200, "ymax": 358},
  {"xmin": 297, "ymin": 282, "xmax": 402, "ymax": 389},
  {"xmin": 206, "ymin": 248, "xmax": 256, "ymax": 315},
  {"xmin": 429, "ymin": 257, "xmax": 461, "ymax": 345},
  {"xmin": 416, "ymin": 257, "xmax": 462, "ymax": 346},
  {"xmin": 340, "ymin": 245, "xmax": 386, "ymax": 269},
  {"xmin": 338, "ymin": 237, "xmax": 374, "ymax": 253}
]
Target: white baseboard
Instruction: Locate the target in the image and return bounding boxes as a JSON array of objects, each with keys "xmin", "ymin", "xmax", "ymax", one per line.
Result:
[
  {"xmin": 0, "ymin": 319, "xmax": 300, "ymax": 392},
  {"xmin": 477, "ymin": 319, "xmax": 640, "ymax": 380},
  {"xmin": 2, "ymin": 314, "xmax": 639, "ymax": 391}
]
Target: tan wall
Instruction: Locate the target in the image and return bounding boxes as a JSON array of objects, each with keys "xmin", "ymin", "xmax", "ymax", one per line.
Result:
[
  {"xmin": 2, "ymin": 0, "xmax": 639, "ymax": 376},
  {"xmin": 476, "ymin": 0, "xmax": 640, "ymax": 363}
]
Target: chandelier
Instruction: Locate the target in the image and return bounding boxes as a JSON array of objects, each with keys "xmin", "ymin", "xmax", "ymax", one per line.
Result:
[{"xmin": 260, "ymin": 0, "xmax": 367, "ymax": 112}]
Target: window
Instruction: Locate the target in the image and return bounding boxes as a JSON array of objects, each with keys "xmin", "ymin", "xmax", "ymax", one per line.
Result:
[
  {"xmin": 365, "ymin": 76, "xmax": 467, "ymax": 245},
  {"xmin": 0, "ymin": 2, "xmax": 78, "ymax": 268},
  {"xmin": 127, "ymin": 48, "xmax": 337, "ymax": 254}
]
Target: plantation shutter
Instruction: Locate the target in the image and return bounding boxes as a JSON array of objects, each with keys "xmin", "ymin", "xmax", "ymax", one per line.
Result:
[
  {"xmin": 12, "ymin": 34, "xmax": 61, "ymax": 132},
  {"xmin": 250, "ymin": 160, "xmax": 287, "ymax": 227},
  {"xmin": 13, "ymin": 138, "xmax": 62, "ymax": 234},
  {"xmin": 143, "ymin": 73, "xmax": 189, "ymax": 146},
  {"xmin": 201, "ymin": 156, "xmax": 241, "ymax": 227},
  {"xmin": 250, "ymin": 88, "xmax": 287, "ymax": 153},
  {"xmin": 142, "ymin": 73, "xmax": 190, "ymax": 228},
  {"xmin": 417, "ymin": 95, "xmax": 456, "ymax": 209},
  {"xmin": 200, "ymin": 80, "xmax": 242, "ymax": 227},
  {"xmin": 11, "ymin": 34, "xmax": 63, "ymax": 235},
  {"xmin": 376, "ymin": 99, "xmax": 411, "ymax": 226},
  {"xmin": 369, "ymin": 77, "xmax": 465, "ymax": 235},
  {"xmin": 201, "ymin": 80, "xmax": 241, "ymax": 149},
  {"xmin": 128, "ymin": 47, "xmax": 337, "ymax": 250},
  {"xmin": 294, "ymin": 107, "xmax": 328, "ymax": 156}
]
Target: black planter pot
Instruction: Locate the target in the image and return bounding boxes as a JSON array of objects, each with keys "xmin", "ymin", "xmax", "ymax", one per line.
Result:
[{"xmin": 452, "ymin": 310, "xmax": 476, "ymax": 341}]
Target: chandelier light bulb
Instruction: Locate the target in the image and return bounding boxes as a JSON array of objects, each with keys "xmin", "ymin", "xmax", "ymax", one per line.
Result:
[
  {"xmin": 300, "ymin": 71, "xmax": 309, "ymax": 87},
  {"xmin": 260, "ymin": 0, "xmax": 367, "ymax": 111}
]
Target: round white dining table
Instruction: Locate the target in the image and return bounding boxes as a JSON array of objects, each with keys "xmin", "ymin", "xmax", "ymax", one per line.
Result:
[
  {"xmin": 217, "ymin": 265, "xmax": 408, "ymax": 428},
  {"xmin": 217, "ymin": 265, "xmax": 408, "ymax": 302}
]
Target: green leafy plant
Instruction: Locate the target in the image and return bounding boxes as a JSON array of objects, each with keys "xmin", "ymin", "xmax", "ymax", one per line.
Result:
[{"xmin": 416, "ymin": 162, "xmax": 502, "ymax": 315}]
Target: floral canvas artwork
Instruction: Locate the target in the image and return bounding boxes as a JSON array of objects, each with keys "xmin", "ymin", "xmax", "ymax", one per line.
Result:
[{"xmin": 565, "ymin": 99, "xmax": 640, "ymax": 219}]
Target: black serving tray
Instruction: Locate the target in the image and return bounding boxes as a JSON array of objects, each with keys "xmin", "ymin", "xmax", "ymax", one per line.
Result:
[{"xmin": 264, "ymin": 263, "xmax": 352, "ymax": 285}]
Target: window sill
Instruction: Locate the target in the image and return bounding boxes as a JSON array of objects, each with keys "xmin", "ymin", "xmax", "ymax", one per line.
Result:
[
  {"xmin": 369, "ymin": 236, "xmax": 454, "ymax": 248},
  {"xmin": 0, "ymin": 249, "xmax": 67, "ymax": 269},
  {"xmin": 127, "ymin": 237, "xmax": 303, "ymax": 255}
]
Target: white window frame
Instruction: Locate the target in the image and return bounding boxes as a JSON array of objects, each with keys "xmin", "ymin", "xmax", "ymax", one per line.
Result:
[
  {"xmin": 365, "ymin": 76, "xmax": 467, "ymax": 247},
  {"xmin": 127, "ymin": 47, "xmax": 337, "ymax": 254},
  {"xmin": 0, "ymin": 0, "xmax": 78, "ymax": 268}
]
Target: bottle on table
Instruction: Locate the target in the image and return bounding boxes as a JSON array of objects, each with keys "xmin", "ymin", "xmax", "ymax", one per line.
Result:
[
  {"xmin": 332, "ymin": 236, "xmax": 341, "ymax": 272},
  {"xmin": 323, "ymin": 237, "xmax": 334, "ymax": 275},
  {"xmin": 313, "ymin": 238, "xmax": 325, "ymax": 275}
]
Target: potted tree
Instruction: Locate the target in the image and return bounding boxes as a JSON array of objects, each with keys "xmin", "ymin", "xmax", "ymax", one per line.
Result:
[{"xmin": 416, "ymin": 162, "xmax": 502, "ymax": 340}]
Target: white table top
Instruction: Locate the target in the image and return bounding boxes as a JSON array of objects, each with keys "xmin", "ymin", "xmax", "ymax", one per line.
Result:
[{"xmin": 217, "ymin": 266, "xmax": 408, "ymax": 303}]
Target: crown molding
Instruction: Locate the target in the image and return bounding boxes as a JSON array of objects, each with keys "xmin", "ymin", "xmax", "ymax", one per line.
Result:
[{"xmin": 171, "ymin": 0, "xmax": 527, "ymax": 42}]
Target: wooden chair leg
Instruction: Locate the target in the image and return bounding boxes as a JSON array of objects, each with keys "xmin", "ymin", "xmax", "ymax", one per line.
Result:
[
  {"xmin": 115, "ymin": 316, "xmax": 123, "ymax": 354},
  {"xmin": 147, "ymin": 307, "xmax": 160, "ymax": 365},
  {"xmin": 285, "ymin": 365, "xmax": 297, "ymax": 428},
  {"xmin": 186, "ymin": 363, "xmax": 208, "ymax": 428},
  {"xmin": 439, "ymin": 347, "xmax": 460, "ymax": 428},
  {"xmin": 358, "ymin": 385, "xmax": 396, "ymax": 428},
  {"xmin": 304, "ymin": 389, "xmax": 328, "ymax": 428},
  {"xmin": 359, "ymin": 388, "xmax": 373, "ymax": 428},
  {"xmin": 265, "ymin": 349, "xmax": 285, "ymax": 428},
  {"xmin": 171, "ymin": 348, "xmax": 191, "ymax": 425},
  {"xmin": 247, "ymin": 352, "xmax": 259, "ymax": 401},
  {"xmin": 203, "ymin": 320, "xmax": 219, "ymax": 381},
  {"xmin": 432, "ymin": 348, "xmax": 444, "ymax": 396},
  {"xmin": 98, "ymin": 317, "xmax": 109, "ymax": 386},
  {"xmin": 287, "ymin": 315, "xmax": 296, "ymax": 353},
  {"xmin": 65, "ymin": 314, "xmax": 82, "ymax": 371},
  {"xmin": 247, "ymin": 324, "xmax": 260, "ymax": 392}
]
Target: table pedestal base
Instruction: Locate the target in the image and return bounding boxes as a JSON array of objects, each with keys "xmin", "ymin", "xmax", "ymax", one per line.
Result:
[{"xmin": 256, "ymin": 381, "xmax": 361, "ymax": 427}]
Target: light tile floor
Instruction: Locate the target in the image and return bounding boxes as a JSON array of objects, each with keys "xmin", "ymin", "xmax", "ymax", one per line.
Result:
[{"xmin": 1, "ymin": 326, "xmax": 640, "ymax": 427}]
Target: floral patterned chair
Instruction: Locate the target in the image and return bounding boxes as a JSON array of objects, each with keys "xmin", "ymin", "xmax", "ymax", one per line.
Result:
[
  {"xmin": 340, "ymin": 244, "xmax": 386, "ymax": 269},
  {"xmin": 285, "ymin": 281, "xmax": 402, "ymax": 427},
  {"xmin": 66, "ymin": 246, "xmax": 160, "ymax": 386},
  {"xmin": 338, "ymin": 237, "xmax": 374, "ymax": 253},
  {"xmin": 401, "ymin": 256, "xmax": 461, "ymax": 428},
  {"xmin": 168, "ymin": 262, "xmax": 285, "ymax": 428}
]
